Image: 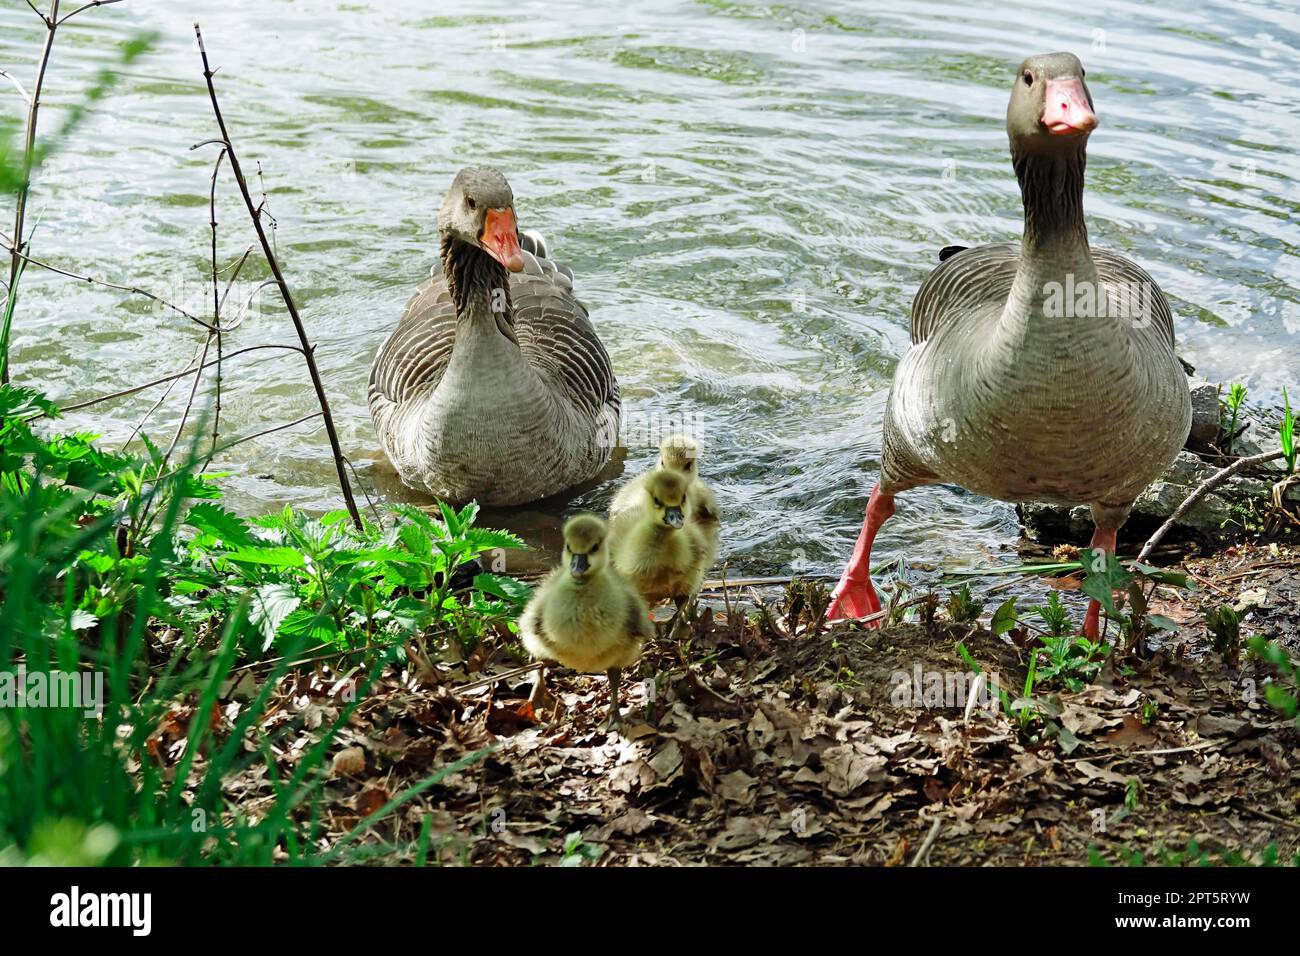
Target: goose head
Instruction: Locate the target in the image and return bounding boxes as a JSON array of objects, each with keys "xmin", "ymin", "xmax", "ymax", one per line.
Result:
[
  {"xmin": 562, "ymin": 513, "xmax": 610, "ymax": 582},
  {"xmin": 644, "ymin": 470, "xmax": 688, "ymax": 530},
  {"xmin": 658, "ymin": 434, "xmax": 701, "ymax": 477},
  {"xmin": 438, "ymin": 166, "xmax": 525, "ymax": 272},
  {"xmin": 1006, "ymin": 53, "xmax": 1096, "ymax": 156}
]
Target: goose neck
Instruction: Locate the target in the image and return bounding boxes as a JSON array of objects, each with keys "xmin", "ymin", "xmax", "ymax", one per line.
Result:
[
  {"xmin": 1012, "ymin": 147, "xmax": 1091, "ymax": 264},
  {"xmin": 442, "ymin": 235, "xmax": 514, "ymax": 326}
]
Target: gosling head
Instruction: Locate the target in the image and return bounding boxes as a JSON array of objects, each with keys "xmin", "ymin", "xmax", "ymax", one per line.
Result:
[
  {"xmin": 1006, "ymin": 52, "xmax": 1096, "ymax": 157},
  {"xmin": 562, "ymin": 513, "xmax": 609, "ymax": 582},
  {"xmin": 438, "ymin": 165, "xmax": 525, "ymax": 272},
  {"xmin": 644, "ymin": 470, "xmax": 688, "ymax": 530},
  {"xmin": 658, "ymin": 434, "xmax": 700, "ymax": 477}
]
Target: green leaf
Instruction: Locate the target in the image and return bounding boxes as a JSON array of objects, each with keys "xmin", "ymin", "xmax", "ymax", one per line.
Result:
[
  {"xmin": 463, "ymin": 528, "xmax": 527, "ymax": 552},
  {"xmin": 990, "ymin": 597, "xmax": 1019, "ymax": 635},
  {"xmin": 0, "ymin": 383, "xmax": 60, "ymax": 420},
  {"xmin": 1081, "ymin": 549, "xmax": 1133, "ymax": 616},
  {"xmin": 1129, "ymin": 561, "xmax": 1192, "ymax": 589},
  {"xmin": 223, "ymin": 546, "xmax": 305, "ymax": 568},
  {"xmin": 473, "ymin": 573, "xmax": 532, "ymax": 605},
  {"xmin": 186, "ymin": 502, "xmax": 254, "ymax": 548},
  {"xmin": 276, "ymin": 607, "xmax": 341, "ymax": 647},
  {"xmin": 250, "ymin": 583, "xmax": 302, "ymax": 649}
]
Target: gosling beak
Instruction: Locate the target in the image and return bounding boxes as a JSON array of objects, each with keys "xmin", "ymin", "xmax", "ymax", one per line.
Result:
[
  {"xmin": 480, "ymin": 207, "xmax": 525, "ymax": 272},
  {"xmin": 663, "ymin": 507, "xmax": 684, "ymax": 529},
  {"xmin": 1041, "ymin": 77, "xmax": 1096, "ymax": 135},
  {"xmin": 569, "ymin": 552, "xmax": 590, "ymax": 577}
]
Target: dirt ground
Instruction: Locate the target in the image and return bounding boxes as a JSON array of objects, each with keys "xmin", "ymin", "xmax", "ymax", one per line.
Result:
[{"xmin": 192, "ymin": 540, "xmax": 1300, "ymax": 867}]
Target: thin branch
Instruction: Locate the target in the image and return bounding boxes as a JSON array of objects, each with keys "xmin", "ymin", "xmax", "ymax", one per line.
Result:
[
  {"xmin": 217, "ymin": 244, "xmax": 254, "ymax": 315},
  {"xmin": 909, "ymin": 817, "xmax": 943, "ymax": 867},
  {"xmin": 56, "ymin": 0, "xmax": 124, "ymax": 26},
  {"xmin": 194, "ymin": 22, "xmax": 361, "ymax": 530},
  {"xmin": 159, "ymin": 332, "xmax": 214, "ymax": 473},
  {"xmin": 207, "ymin": 147, "xmax": 227, "ymax": 460},
  {"xmin": 23, "ymin": 0, "xmax": 47, "ymax": 23},
  {"xmin": 1138, "ymin": 449, "xmax": 1286, "ymax": 561},
  {"xmin": 146, "ymin": 412, "xmax": 326, "ymax": 493},
  {"xmin": 0, "ymin": 69, "xmax": 32, "ymax": 105},
  {"xmin": 342, "ymin": 455, "xmax": 384, "ymax": 526},
  {"xmin": 1, "ymin": 241, "xmax": 219, "ymax": 332},
  {"xmin": 120, "ymin": 338, "xmax": 203, "ymax": 451},
  {"xmin": 2, "ymin": 0, "xmax": 60, "ymax": 384},
  {"xmin": 51, "ymin": 344, "xmax": 305, "ymax": 415},
  {"xmin": 204, "ymin": 411, "xmax": 323, "ymax": 458}
]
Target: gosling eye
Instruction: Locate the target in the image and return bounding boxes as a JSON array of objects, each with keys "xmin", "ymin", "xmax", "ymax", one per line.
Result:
[
  {"xmin": 466, "ymin": 196, "xmax": 477, "ymax": 211},
  {"xmin": 652, "ymin": 497, "xmax": 663, "ymax": 508},
  {"xmin": 590, "ymin": 544, "xmax": 599, "ymax": 553},
  {"xmin": 1022, "ymin": 70, "xmax": 1033, "ymax": 87}
]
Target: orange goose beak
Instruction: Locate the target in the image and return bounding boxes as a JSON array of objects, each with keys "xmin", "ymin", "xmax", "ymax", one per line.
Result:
[{"xmin": 480, "ymin": 207, "xmax": 525, "ymax": 272}]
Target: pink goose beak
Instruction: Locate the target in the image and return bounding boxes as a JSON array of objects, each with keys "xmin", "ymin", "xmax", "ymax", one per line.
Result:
[
  {"xmin": 1042, "ymin": 77, "xmax": 1097, "ymax": 135},
  {"xmin": 480, "ymin": 207, "xmax": 525, "ymax": 272}
]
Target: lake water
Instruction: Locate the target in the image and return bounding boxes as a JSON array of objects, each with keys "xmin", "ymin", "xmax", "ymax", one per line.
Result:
[{"xmin": 3, "ymin": 0, "xmax": 1297, "ymax": 578}]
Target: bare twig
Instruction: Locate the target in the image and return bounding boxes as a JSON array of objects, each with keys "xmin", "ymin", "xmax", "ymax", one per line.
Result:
[
  {"xmin": 209, "ymin": 411, "xmax": 323, "ymax": 457},
  {"xmin": 193, "ymin": 23, "xmax": 361, "ymax": 530},
  {"xmin": 207, "ymin": 147, "xmax": 228, "ymax": 459},
  {"xmin": 23, "ymin": 0, "xmax": 46, "ymax": 23},
  {"xmin": 159, "ymin": 331, "xmax": 214, "ymax": 471},
  {"xmin": 51, "ymin": 343, "xmax": 305, "ymax": 415},
  {"xmin": 56, "ymin": 0, "xmax": 123, "ymax": 25},
  {"xmin": 150, "ymin": 412, "xmax": 325, "ymax": 487},
  {"xmin": 120, "ymin": 338, "xmax": 204, "ymax": 450},
  {"xmin": 909, "ymin": 817, "xmax": 942, "ymax": 866},
  {"xmin": 0, "ymin": 69, "xmax": 32, "ymax": 104},
  {"xmin": 1, "ymin": 240, "xmax": 218, "ymax": 332},
  {"xmin": 1138, "ymin": 449, "xmax": 1286, "ymax": 561},
  {"xmin": 2, "ymin": 0, "xmax": 60, "ymax": 384}
]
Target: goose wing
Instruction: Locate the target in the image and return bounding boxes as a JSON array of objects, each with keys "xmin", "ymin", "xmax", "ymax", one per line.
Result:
[
  {"xmin": 511, "ymin": 243, "xmax": 620, "ymax": 424},
  {"xmin": 910, "ymin": 242, "xmax": 1019, "ymax": 345}
]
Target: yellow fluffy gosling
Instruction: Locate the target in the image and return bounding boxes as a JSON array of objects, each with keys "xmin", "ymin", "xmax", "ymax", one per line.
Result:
[
  {"xmin": 612, "ymin": 434, "xmax": 720, "ymax": 571},
  {"xmin": 519, "ymin": 514, "xmax": 650, "ymax": 727},
  {"xmin": 610, "ymin": 469, "xmax": 710, "ymax": 612}
]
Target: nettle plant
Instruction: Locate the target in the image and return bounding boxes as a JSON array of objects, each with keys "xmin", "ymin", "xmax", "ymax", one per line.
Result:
[{"xmin": 171, "ymin": 500, "xmax": 532, "ymax": 657}]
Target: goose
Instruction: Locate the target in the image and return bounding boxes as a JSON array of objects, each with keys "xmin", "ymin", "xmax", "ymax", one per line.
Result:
[
  {"xmin": 611, "ymin": 434, "xmax": 721, "ymax": 569},
  {"xmin": 368, "ymin": 167, "xmax": 620, "ymax": 506},
  {"xmin": 520, "ymin": 514, "xmax": 650, "ymax": 727},
  {"xmin": 828, "ymin": 53, "xmax": 1191, "ymax": 637},
  {"xmin": 610, "ymin": 469, "xmax": 710, "ymax": 613}
]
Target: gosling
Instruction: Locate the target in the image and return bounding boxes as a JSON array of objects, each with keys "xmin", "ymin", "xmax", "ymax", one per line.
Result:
[
  {"xmin": 612, "ymin": 434, "xmax": 720, "ymax": 571},
  {"xmin": 609, "ymin": 469, "xmax": 710, "ymax": 613},
  {"xmin": 519, "ymin": 514, "xmax": 651, "ymax": 727}
]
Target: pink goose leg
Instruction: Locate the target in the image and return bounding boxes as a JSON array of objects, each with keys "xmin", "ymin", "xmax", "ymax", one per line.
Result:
[
  {"xmin": 828, "ymin": 485, "xmax": 896, "ymax": 622},
  {"xmin": 1082, "ymin": 524, "xmax": 1118, "ymax": 638}
]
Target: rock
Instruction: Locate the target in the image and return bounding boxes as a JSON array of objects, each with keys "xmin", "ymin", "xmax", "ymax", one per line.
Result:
[
  {"xmin": 1018, "ymin": 450, "xmax": 1300, "ymax": 545},
  {"xmin": 1186, "ymin": 380, "xmax": 1221, "ymax": 452}
]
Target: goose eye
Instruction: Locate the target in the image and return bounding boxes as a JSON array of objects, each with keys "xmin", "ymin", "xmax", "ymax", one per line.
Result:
[
  {"xmin": 1022, "ymin": 71, "xmax": 1033, "ymax": 87},
  {"xmin": 466, "ymin": 196, "xmax": 477, "ymax": 211},
  {"xmin": 590, "ymin": 544, "xmax": 599, "ymax": 553}
]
